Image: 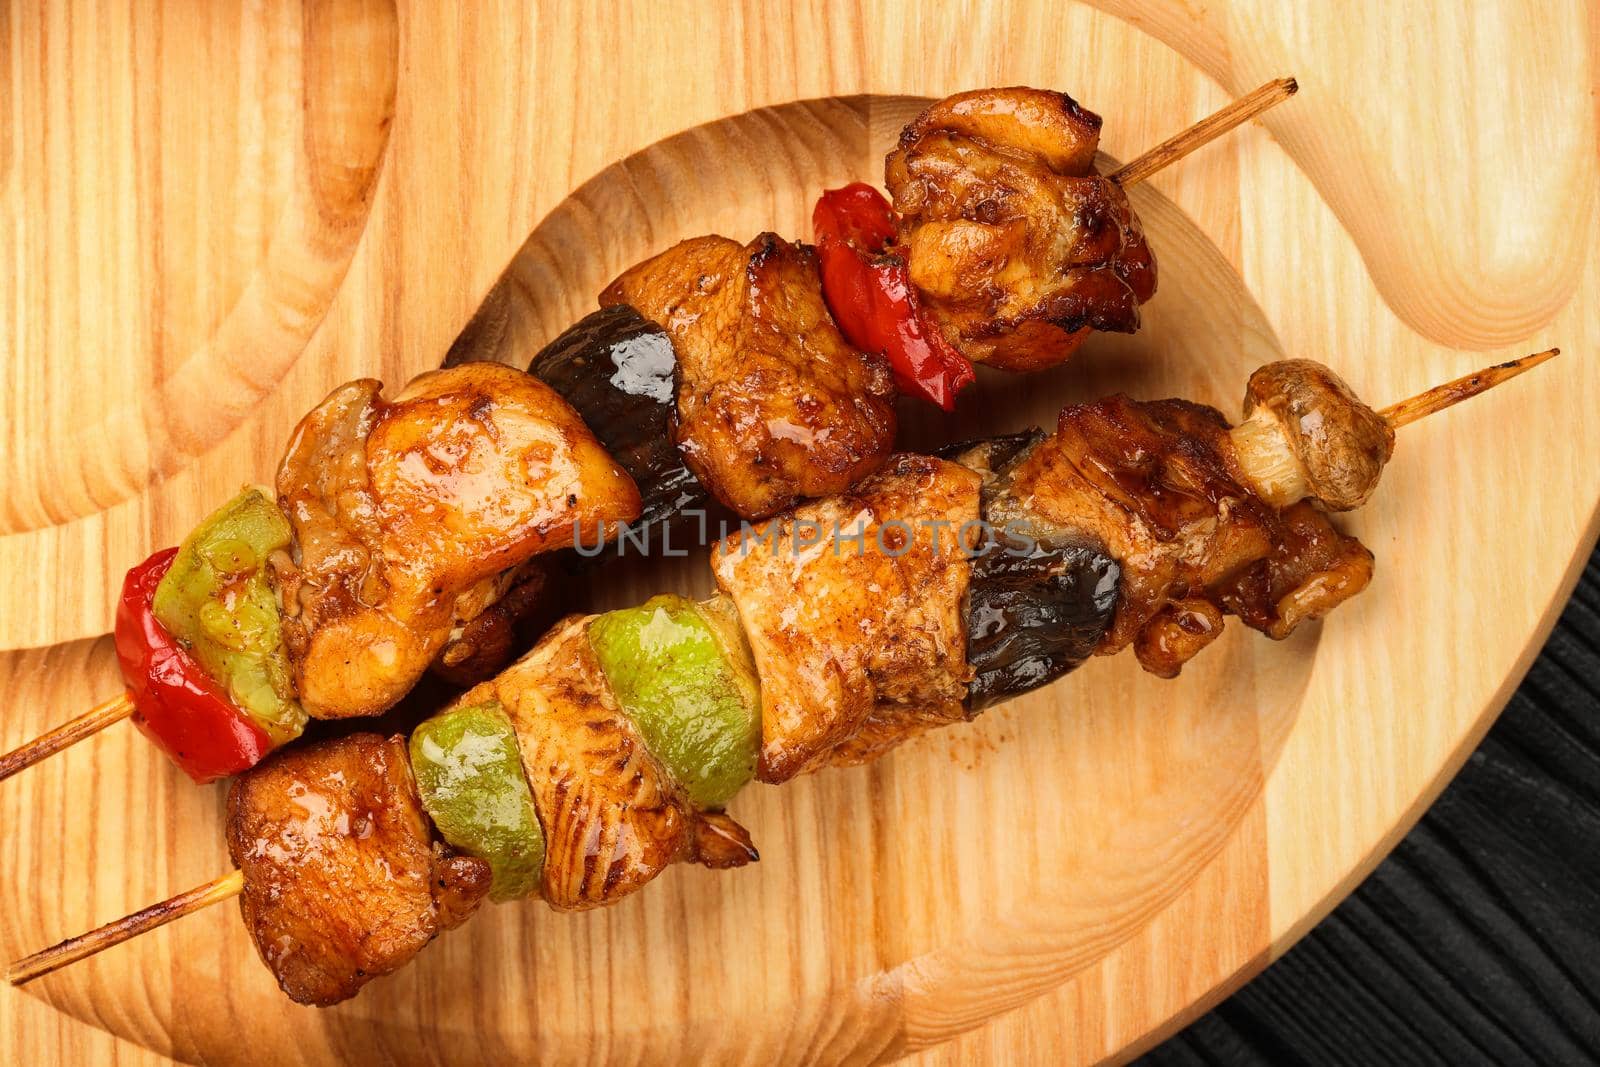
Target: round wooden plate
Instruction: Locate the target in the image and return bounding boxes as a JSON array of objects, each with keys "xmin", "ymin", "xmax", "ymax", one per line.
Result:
[{"xmin": 3, "ymin": 2, "xmax": 1595, "ymax": 1063}]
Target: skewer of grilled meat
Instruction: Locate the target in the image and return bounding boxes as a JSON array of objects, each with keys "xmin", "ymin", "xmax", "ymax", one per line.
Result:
[
  {"xmin": 489, "ymin": 85, "xmax": 1174, "ymax": 541},
  {"xmin": 0, "ymin": 220, "xmax": 1078, "ymax": 785},
  {"xmin": 509, "ymin": 80, "xmax": 1301, "ymax": 537},
  {"xmin": 0, "ymin": 219, "xmax": 1080, "ymax": 783},
  {"xmin": 409, "ymin": 78, "xmax": 1296, "ymax": 671},
  {"xmin": 46, "ymin": 230, "xmax": 895, "ymax": 783},
  {"xmin": 883, "ymin": 86, "xmax": 1158, "ymax": 373},
  {"xmin": 1, "ymin": 81, "xmax": 1295, "ymax": 787},
  {"xmin": 8, "ymin": 352, "xmax": 1555, "ymax": 1003},
  {"xmin": 413, "ymin": 66, "xmax": 1245, "ymax": 683}
]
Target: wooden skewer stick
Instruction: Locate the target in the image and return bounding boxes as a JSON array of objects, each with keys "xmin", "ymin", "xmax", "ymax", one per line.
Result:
[
  {"xmin": 1381, "ymin": 348, "xmax": 1560, "ymax": 428},
  {"xmin": 7, "ymin": 868, "xmax": 244, "ymax": 986},
  {"xmin": 0, "ymin": 692, "xmax": 134, "ymax": 784},
  {"xmin": 1111, "ymin": 77, "xmax": 1299, "ymax": 187}
]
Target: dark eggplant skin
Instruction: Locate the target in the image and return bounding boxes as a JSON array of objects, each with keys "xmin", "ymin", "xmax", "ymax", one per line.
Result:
[
  {"xmin": 528, "ymin": 305, "xmax": 707, "ymax": 538},
  {"xmin": 944, "ymin": 433, "xmax": 1121, "ymax": 711},
  {"xmin": 936, "ymin": 430, "xmax": 1042, "ymax": 474},
  {"xmin": 963, "ymin": 528, "xmax": 1120, "ymax": 710}
]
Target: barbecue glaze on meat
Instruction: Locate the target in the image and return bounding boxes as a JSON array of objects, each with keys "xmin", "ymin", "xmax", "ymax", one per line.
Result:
[
  {"xmin": 885, "ymin": 87, "xmax": 1157, "ymax": 371},
  {"xmin": 1001, "ymin": 394, "xmax": 1373, "ymax": 677},
  {"xmin": 602, "ymin": 233, "xmax": 897, "ymax": 519},
  {"xmin": 457, "ymin": 615, "xmax": 757, "ymax": 911},
  {"xmin": 206, "ymin": 334, "xmax": 1423, "ymax": 1011},
  {"xmin": 712, "ymin": 454, "xmax": 981, "ymax": 782},
  {"xmin": 226, "ymin": 734, "xmax": 491, "ymax": 1006},
  {"xmin": 273, "ymin": 363, "xmax": 641, "ymax": 720}
]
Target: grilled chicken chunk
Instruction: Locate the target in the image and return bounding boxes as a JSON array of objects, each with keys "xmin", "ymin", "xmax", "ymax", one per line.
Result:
[
  {"xmin": 886, "ymin": 87, "xmax": 1157, "ymax": 371},
  {"xmin": 824, "ymin": 701, "xmax": 971, "ymax": 768},
  {"xmin": 712, "ymin": 454, "xmax": 981, "ymax": 782},
  {"xmin": 1000, "ymin": 395, "xmax": 1372, "ymax": 677},
  {"xmin": 273, "ymin": 363, "xmax": 641, "ymax": 719},
  {"xmin": 429, "ymin": 562, "xmax": 549, "ymax": 687},
  {"xmin": 226, "ymin": 734, "xmax": 491, "ymax": 1006},
  {"xmin": 603, "ymin": 233, "xmax": 897, "ymax": 519},
  {"xmin": 457, "ymin": 615, "xmax": 755, "ymax": 911}
]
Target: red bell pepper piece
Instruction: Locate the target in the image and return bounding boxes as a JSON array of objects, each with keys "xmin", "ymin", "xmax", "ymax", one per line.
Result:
[
  {"xmin": 812, "ymin": 183, "xmax": 975, "ymax": 411},
  {"xmin": 113, "ymin": 548, "xmax": 275, "ymax": 783}
]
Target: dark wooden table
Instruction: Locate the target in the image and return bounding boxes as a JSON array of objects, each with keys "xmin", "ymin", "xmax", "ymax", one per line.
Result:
[{"xmin": 1143, "ymin": 546, "xmax": 1600, "ymax": 1064}]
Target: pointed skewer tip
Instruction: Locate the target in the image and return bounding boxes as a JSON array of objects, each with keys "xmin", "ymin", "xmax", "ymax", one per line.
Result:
[
  {"xmin": 0, "ymin": 692, "xmax": 135, "ymax": 785},
  {"xmin": 7, "ymin": 869, "xmax": 245, "ymax": 986},
  {"xmin": 1111, "ymin": 76, "xmax": 1301, "ymax": 187},
  {"xmin": 1379, "ymin": 348, "xmax": 1560, "ymax": 429}
]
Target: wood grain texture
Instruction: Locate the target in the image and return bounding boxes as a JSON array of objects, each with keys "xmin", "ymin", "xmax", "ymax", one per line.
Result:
[
  {"xmin": 0, "ymin": 1, "xmax": 1595, "ymax": 1064},
  {"xmin": 0, "ymin": 0, "xmax": 399, "ymax": 650},
  {"xmin": 1143, "ymin": 548, "xmax": 1600, "ymax": 1066}
]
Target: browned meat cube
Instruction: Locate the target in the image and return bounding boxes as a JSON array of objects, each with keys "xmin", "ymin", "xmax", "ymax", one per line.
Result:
[
  {"xmin": 454, "ymin": 615, "xmax": 755, "ymax": 912},
  {"xmin": 1001, "ymin": 394, "xmax": 1372, "ymax": 677},
  {"xmin": 603, "ymin": 233, "xmax": 896, "ymax": 520},
  {"xmin": 712, "ymin": 454, "xmax": 981, "ymax": 781},
  {"xmin": 274, "ymin": 362, "xmax": 640, "ymax": 720},
  {"xmin": 226, "ymin": 733, "xmax": 490, "ymax": 1006},
  {"xmin": 886, "ymin": 87, "xmax": 1157, "ymax": 371}
]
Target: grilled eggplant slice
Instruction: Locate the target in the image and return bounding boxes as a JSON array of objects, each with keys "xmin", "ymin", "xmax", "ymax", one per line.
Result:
[
  {"xmin": 963, "ymin": 527, "xmax": 1119, "ymax": 710},
  {"xmin": 529, "ymin": 305, "xmax": 707, "ymax": 539},
  {"xmin": 943, "ymin": 432, "xmax": 1121, "ymax": 710}
]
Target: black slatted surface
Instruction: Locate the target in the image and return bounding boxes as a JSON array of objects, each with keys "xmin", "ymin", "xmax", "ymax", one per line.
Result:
[{"xmin": 1141, "ymin": 546, "xmax": 1600, "ymax": 1065}]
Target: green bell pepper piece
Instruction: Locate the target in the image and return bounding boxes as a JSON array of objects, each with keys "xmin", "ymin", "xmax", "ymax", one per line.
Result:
[
  {"xmin": 151, "ymin": 487, "xmax": 307, "ymax": 746},
  {"xmin": 587, "ymin": 594, "xmax": 760, "ymax": 809},
  {"xmin": 410, "ymin": 701, "xmax": 545, "ymax": 902}
]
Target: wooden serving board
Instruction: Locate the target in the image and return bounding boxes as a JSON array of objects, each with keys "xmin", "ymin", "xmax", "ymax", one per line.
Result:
[{"xmin": 2, "ymin": 2, "xmax": 1595, "ymax": 1063}]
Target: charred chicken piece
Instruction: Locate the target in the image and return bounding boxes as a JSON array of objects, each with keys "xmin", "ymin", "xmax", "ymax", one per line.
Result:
[
  {"xmin": 226, "ymin": 733, "xmax": 491, "ymax": 1006},
  {"xmin": 459, "ymin": 615, "xmax": 754, "ymax": 910},
  {"xmin": 1215, "ymin": 500, "xmax": 1377, "ymax": 639},
  {"xmin": 273, "ymin": 363, "xmax": 641, "ymax": 720},
  {"xmin": 602, "ymin": 233, "xmax": 897, "ymax": 520},
  {"xmin": 1002, "ymin": 394, "xmax": 1372, "ymax": 677},
  {"xmin": 885, "ymin": 87, "xmax": 1157, "ymax": 371},
  {"xmin": 712, "ymin": 454, "xmax": 980, "ymax": 782}
]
